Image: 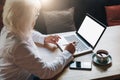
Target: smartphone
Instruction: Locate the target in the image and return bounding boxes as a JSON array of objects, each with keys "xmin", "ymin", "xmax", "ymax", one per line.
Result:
[{"xmin": 69, "ymin": 61, "xmax": 92, "ymax": 70}]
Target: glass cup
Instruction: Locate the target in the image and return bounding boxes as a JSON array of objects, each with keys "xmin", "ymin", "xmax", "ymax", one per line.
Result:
[{"xmin": 96, "ymin": 50, "xmax": 109, "ymax": 63}]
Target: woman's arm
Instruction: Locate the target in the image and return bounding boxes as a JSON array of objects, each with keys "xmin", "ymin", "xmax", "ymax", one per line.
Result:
[
  {"xmin": 13, "ymin": 42, "xmax": 73, "ymax": 79},
  {"xmin": 32, "ymin": 30, "xmax": 60, "ymax": 45},
  {"xmin": 32, "ymin": 30, "xmax": 46, "ymax": 44}
]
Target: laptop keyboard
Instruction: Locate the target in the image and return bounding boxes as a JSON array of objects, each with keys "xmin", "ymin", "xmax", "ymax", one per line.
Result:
[{"xmin": 64, "ymin": 35, "xmax": 89, "ymax": 52}]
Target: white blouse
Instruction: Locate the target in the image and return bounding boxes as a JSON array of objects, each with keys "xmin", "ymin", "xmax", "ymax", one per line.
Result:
[{"xmin": 0, "ymin": 27, "xmax": 73, "ymax": 80}]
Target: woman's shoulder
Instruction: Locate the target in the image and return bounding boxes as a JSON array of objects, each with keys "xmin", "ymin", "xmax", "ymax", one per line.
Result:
[{"xmin": 0, "ymin": 26, "xmax": 34, "ymax": 50}]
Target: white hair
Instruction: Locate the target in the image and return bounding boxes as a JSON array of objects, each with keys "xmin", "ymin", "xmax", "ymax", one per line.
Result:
[{"xmin": 2, "ymin": 0, "xmax": 41, "ymax": 39}]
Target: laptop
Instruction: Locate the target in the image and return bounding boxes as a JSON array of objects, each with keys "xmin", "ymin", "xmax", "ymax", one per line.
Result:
[{"xmin": 57, "ymin": 13, "xmax": 106, "ymax": 56}]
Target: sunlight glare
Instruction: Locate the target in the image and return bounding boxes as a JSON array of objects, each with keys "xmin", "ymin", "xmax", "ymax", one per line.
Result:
[{"xmin": 41, "ymin": 0, "xmax": 52, "ymax": 5}]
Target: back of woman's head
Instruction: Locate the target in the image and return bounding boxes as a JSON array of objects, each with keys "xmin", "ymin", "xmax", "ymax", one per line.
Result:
[{"xmin": 3, "ymin": 0, "xmax": 41, "ymax": 39}]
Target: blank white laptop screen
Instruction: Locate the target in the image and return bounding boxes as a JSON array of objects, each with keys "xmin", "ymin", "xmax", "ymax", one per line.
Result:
[{"xmin": 78, "ymin": 16, "xmax": 105, "ymax": 47}]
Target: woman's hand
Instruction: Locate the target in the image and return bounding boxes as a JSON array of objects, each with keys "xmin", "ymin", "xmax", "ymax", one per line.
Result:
[
  {"xmin": 65, "ymin": 42, "xmax": 75, "ymax": 54},
  {"xmin": 44, "ymin": 35, "xmax": 61, "ymax": 45}
]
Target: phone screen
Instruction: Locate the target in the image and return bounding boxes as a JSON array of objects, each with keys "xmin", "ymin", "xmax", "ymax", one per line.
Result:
[{"xmin": 69, "ymin": 61, "xmax": 92, "ymax": 70}]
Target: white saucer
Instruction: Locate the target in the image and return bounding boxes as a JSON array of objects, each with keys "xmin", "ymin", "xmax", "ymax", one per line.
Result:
[{"xmin": 92, "ymin": 53, "xmax": 112, "ymax": 65}]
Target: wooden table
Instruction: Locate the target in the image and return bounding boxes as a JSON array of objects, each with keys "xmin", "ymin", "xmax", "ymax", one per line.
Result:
[{"xmin": 37, "ymin": 25, "xmax": 120, "ymax": 80}]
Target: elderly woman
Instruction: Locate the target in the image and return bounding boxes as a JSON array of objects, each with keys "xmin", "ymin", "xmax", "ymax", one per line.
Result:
[{"xmin": 0, "ymin": 0, "xmax": 75, "ymax": 80}]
